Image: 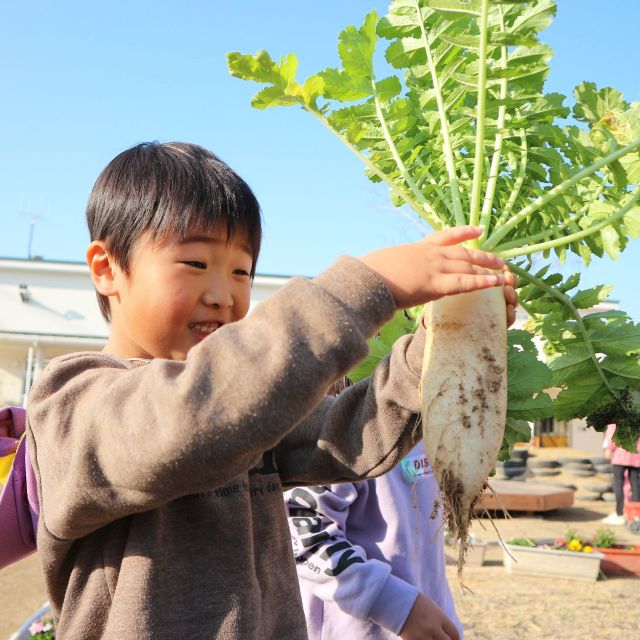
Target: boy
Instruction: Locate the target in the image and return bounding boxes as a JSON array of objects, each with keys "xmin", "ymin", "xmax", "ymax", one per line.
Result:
[{"xmin": 26, "ymin": 141, "xmax": 516, "ymax": 639}]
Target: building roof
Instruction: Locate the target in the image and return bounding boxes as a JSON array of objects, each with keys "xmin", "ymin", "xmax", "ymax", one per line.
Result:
[
  {"xmin": 0, "ymin": 259, "xmax": 109, "ymax": 340},
  {"xmin": 0, "ymin": 257, "xmax": 290, "ymax": 344}
]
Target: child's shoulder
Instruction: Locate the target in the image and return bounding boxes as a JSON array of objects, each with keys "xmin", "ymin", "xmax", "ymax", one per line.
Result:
[
  {"xmin": 44, "ymin": 350, "xmax": 131, "ymax": 376},
  {"xmin": 30, "ymin": 351, "xmax": 132, "ymax": 402}
]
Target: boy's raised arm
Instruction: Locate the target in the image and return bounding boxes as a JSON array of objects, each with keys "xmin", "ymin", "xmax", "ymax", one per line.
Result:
[
  {"xmin": 28, "ymin": 227, "xmax": 512, "ymax": 540},
  {"xmin": 27, "ymin": 257, "xmax": 397, "ymax": 540}
]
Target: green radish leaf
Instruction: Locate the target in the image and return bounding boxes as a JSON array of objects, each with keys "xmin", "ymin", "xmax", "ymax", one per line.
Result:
[
  {"xmin": 554, "ymin": 377, "xmax": 609, "ymax": 421},
  {"xmin": 499, "ymin": 418, "xmax": 534, "ymax": 461},
  {"xmin": 347, "ymin": 310, "xmax": 419, "ymax": 383},
  {"xmin": 507, "ymin": 334, "xmax": 553, "ymax": 398},
  {"xmin": 570, "ymin": 285, "xmax": 613, "ymax": 310},
  {"xmin": 230, "ymin": 1, "xmax": 640, "ymax": 449},
  {"xmin": 589, "ymin": 322, "xmax": 640, "ymax": 355},
  {"xmin": 422, "ymin": 0, "xmax": 483, "ymax": 16},
  {"xmin": 600, "ymin": 358, "xmax": 640, "ymax": 386},
  {"xmin": 573, "ymin": 82, "xmax": 627, "ymax": 124},
  {"xmin": 507, "ymin": 393, "xmax": 554, "ymax": 421},
  {"xmin": 347, "ymin": 338, "xmax": 394, "ymax": 383},
  {"xmin": 586, "ymin": 389, "xmax": 640, "ymax": 452}
]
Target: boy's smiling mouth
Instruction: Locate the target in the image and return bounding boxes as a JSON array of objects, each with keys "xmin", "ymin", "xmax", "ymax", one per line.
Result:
[{"xmin": 189, "ymin": 321, "xmax": 222, "ymax": 338}]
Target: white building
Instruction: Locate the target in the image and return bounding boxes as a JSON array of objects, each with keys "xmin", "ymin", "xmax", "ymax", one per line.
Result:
[{"xmin": 0, "ymin": 257, "xmax": 288, "ymax": 408}]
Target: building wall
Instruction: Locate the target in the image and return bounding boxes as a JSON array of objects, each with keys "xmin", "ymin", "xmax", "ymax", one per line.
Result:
[
  {"xmin": 0, "ymin": 343, "xmax": 26, "ymax": 406},
  {"xmin": 0, "ymin": 257, "xmax": 289, "ymax": 407},
  {"xmin": 0, "ymin": 338, "xmax": 108, "ymax": 407},
  {"xmin": 570, "ymin": 419, "xmax": 606, "ymax": 456}
]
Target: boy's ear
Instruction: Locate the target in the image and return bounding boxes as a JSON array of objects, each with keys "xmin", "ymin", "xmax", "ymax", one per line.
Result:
[{"xmin": 86, "ymin": 241, "xmax": 120, "ymax": 297}]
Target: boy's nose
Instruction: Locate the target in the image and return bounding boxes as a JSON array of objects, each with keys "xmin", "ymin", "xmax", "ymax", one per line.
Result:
[{"xmin": 202, "ymin": 283, "xmax": 233, "ymax": 308}]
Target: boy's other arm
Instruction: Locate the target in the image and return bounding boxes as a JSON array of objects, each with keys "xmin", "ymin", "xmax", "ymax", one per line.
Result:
[
  {"xmin": 285, "ymin": 483, "xmax": 420, "ymax": 635},
  {"xmin": 276, "ymin": 326, "xmax": 424, "ymax": 485}
]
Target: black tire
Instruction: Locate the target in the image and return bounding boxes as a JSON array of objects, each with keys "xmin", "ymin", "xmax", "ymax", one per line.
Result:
[
  {"xmin": 559, "ymin": 457, "xmax": 592, "ymax": 466},
  {"xmin": 580, "ymin": 492, "xmax": 603, "ymax": 501},
  {"xmin": 583, "ymin": 484, "xmax": 612, "ymax": 494},
  {"xmin": 563, "ymin": 462, "xmax": 595, "ymax": 473},
  {"xmin": 529, "ymin": 469, "xmax": 561, "ymax": 477},
  {"xmin": 594, "ymin": 464, "xmax": 614, "ymax": 474},
  {"xmin": 528, "ymin": 459, "xmax": 561, "ymax": 469},
  {"xmin": 569, "ymin": 470, "xmax": 597, "ymax": 478}
]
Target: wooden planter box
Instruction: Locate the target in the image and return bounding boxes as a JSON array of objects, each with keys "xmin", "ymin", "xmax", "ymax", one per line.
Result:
[
  {"xmin": 594, "ymin": 545, "xmax": 640, "ymax": 576},
  {"xmin": 503, "ymin": 543, "xmax": 604, "ymax": 582}
]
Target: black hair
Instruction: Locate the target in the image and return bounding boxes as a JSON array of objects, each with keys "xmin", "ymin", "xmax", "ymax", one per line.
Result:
[{"xmin": 86, "ymin": 141, "xmax": 262, "ymax": 320}]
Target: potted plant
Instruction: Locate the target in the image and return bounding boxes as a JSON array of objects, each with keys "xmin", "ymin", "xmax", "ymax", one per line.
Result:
[
  {"xmin": 10, "ymin": 603, "xmax": 55, "ymax": 640},
  {"xmin": 503, "ymin": 530, "xmax": 604, "ymax": 582},
  {"xmin": 592, "ymin": 527, "xmax": 640, "ymax": 576}
]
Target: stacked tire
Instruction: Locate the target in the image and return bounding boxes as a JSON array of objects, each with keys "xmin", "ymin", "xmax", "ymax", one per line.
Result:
[
  {"xmin": 527, "ymin": 459, "xmax": 561, "ymax": 478},
  {"xmin": 560, "ymin": 457, "xmax": 596, "ymax": 478},
  {"xmin": 559, "ymin": 457, "xmax": 614, "ymax": 500},
  {"xmin": 494, "ymin": 458, "xmax": 527, "ymax": 481}
]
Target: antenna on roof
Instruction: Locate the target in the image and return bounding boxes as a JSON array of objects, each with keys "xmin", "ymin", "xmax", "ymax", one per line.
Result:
[{"xmin": 19, "ymin": 196, "xmax": 48, "ymax": 259}]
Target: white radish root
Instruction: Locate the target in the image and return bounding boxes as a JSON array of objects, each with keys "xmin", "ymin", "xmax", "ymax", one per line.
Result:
[{"xmin": 420, "ymin": 287, "xmax": 507, "ymax": 579}]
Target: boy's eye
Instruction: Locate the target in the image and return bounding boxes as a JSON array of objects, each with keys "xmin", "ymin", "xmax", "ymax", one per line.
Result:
[
  {"xmin": 184, "ymin": 261, "xmax": 207, "ymax": 270},
  {"xmin": 234, "ymin": 269, "xmax": 251, "ymax": 277}
]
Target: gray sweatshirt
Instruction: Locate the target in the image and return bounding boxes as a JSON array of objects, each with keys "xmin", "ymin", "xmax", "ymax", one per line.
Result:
[{"xmin": 26, "ymin": 257, "xmax": 426, "ymax": 639}]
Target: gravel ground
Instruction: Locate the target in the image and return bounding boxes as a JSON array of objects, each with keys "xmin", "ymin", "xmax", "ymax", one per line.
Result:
[
  {"xmin": 2, "ymin": 446, "xmax": 639, "ymax": 639},
  {"xmin": 0, "ymin": 554, "xmax": 47, "ymax": 639},
  {"xmin": 447, "ymin": 563, "xmax": 639, "ymax": 639}
]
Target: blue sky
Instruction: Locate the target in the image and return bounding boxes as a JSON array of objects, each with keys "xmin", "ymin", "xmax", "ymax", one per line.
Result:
[{"xmin": 1, "ymin": 1, "xmax": 639, "ymax": 319}]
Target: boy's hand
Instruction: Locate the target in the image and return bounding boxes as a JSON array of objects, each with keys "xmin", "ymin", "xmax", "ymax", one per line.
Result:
[
  {"xmin": 360, "ymin": 226, "xmax": 515, "ymax": 315},
  {"xmin": 399, "ymin": 593, "xmax": 460, "ymax": 640},
  {"xmin": 503, "ymin": 267, "xmax": 518, "ymax": 328}
]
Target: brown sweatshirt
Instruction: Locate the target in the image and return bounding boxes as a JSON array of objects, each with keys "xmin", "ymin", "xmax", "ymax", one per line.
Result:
[{"xmin": 26, "ymin": 257, "xmax": 425, "ymax": 639}]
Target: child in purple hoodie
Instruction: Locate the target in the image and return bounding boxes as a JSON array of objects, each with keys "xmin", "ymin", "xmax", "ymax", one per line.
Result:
[
  {"xmin": 285, "ymin": 439, "xmax": 463, "ymax": 640},
  {"xmin": 0, "ymin": 406, "xmax": 39, "ymax": 569}
]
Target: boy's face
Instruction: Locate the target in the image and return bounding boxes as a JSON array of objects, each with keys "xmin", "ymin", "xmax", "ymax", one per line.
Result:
[{"xmin": 105, "ymin": 226, "xmax": 253, "ymax": 360}]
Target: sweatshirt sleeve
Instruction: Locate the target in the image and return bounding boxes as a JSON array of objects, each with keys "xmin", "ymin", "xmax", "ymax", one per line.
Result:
[
  {"xmin": 275, "ymin": 323, "xmax": 425, "ymax": 486},
  {"xmin": 27, "ymin": 257, "xmax": 398, "ymax": 540},
  {"xmin": 285, "ymin": 483, "xmax": 419, "ymax": 634}
]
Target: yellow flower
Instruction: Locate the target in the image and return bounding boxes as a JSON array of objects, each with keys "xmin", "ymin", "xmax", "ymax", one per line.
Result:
[
  {"xmin": 583, "ymin": 545, "xmax": 593, "ymax": 553},
  {"xmin": 567, "ymin": 538, "xmax": 583, "ymax": 552}
]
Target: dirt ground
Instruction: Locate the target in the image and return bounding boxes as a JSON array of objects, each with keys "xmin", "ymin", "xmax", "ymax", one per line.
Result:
[
  {"xmin": 445, "ymin": 501, "xmax": 640, "ymax": 640},
  {"xmin": 1, "ymin": 447, "xmax": 639, "ymax": 639}
]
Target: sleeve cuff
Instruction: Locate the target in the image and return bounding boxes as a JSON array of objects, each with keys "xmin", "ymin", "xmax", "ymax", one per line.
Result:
[
  {"xmin": 314, "ymin": 256, "xmax": 396, "ymax": 340},
  {"xmin": 403, "ymin": 323, "xmax": 425, "ymax": 378},
  {"xmin": 367, "ymin": 573, "xmax": 420, "ymax": 634}
]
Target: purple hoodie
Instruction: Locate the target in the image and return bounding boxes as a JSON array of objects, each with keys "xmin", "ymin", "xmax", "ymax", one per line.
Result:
[
  {"xmin": 0, "ymin": 406, "xmax": 39, "ymax": 569},
  {"xmin": 285, "ymin": 442, "xmax": 462, "ymax": 639}
]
